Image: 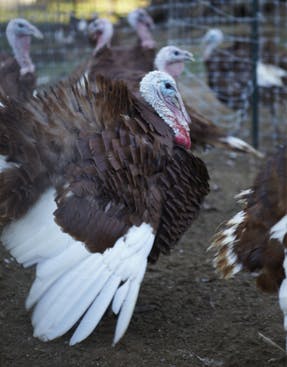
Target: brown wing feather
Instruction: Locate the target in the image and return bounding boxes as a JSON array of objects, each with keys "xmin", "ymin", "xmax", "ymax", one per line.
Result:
[
  {"xmin": 150, "ymin": 147, "xmax": 210, "ymax": 262},
  {"xmin": 0, "ymin": 74, "xmax": 209, "ymax": 261},
  {"xmin": 87, "ymin": 44, "xmax": 155, "ymax": 83}
]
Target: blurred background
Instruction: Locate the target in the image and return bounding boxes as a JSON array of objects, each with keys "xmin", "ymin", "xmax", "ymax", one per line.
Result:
[{"xmin": 0, "ymin": 0, "xmax": 286, "ymax": 148}]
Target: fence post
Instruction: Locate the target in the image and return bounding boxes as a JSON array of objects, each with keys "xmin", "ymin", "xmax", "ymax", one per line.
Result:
[{"xmin": 251, "ymin": 0, "xmax": 259, "ymax": 148}]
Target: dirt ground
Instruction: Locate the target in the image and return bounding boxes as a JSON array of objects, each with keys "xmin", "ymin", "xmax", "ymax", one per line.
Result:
[{"xmin": 1, "ymin": 141, "xmax": 287, "ymax": 367}]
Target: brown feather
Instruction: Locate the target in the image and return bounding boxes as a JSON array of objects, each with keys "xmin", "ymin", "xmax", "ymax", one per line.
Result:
[
  {"xmin": 211, "ymin": 145, "xmax": 287, "ymax": 292},
  {"xmin": 0, "ymin": 75, "xmax": 209, "ymax": 261},
  {"xmin": 0, "ymin": 57, "xmax": 36, "ymax": 101}
]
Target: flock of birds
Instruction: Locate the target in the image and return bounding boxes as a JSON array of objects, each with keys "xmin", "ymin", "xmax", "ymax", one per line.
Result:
[{"xmin": 0, "ymin": 7, "xmax": 286, "ymax": 352}]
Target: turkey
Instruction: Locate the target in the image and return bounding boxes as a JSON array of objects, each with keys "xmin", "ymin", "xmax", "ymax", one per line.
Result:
[
  {"xmin": 202, "ymin": 29, "xmax": 287, "ymax": 137},
  {"xmin": 84, "ymin": 9, "xmax": 156, "ymax": 80},
  {"xmin": 127, "ymin": 7, "xmax": 156, "ymax": 49},
  {"xmin": 0, "ymin": 18, "xmax": 43, "ymax": 101},
  {"xmin": 81, "ymin": 20, "xmax": 263, "ymax": 158},
  {"xmin": 210, "ymin": 144, "xmax": 287, "ymax": 348},
  {"xmin": 0, "ymin": 70, "xmax": 209, "ymax": 345},
  {"xmin": 154, "ymin": 47, "xmax": 263, "ymax": 157},
  {"xmin": 202, "ymin": 29, "xmax": 252, "ymax": 111}
]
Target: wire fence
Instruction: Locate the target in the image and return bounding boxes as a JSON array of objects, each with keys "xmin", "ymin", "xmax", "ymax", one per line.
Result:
[
  {"xmin": 0, "ymin": 0, "xmax": 286, "ymax": 147},
  {"xmin": 150, "ymin": 0, "xmax": 287, "ymax": 147}
]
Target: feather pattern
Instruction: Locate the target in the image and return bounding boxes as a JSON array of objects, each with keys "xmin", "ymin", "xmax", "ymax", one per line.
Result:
[
  {"xmin": 211, "ymin": 145, "xmax": 287, "ymax": 292},
  {"xmin": 0, "ymin": 73, "xmax": 209, "ymax": 344}
]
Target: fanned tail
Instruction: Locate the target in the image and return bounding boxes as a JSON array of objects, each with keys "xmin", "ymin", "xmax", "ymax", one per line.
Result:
[{"xmin": 2, "ymin": 189, "xmax": 155, "ymax": 345}]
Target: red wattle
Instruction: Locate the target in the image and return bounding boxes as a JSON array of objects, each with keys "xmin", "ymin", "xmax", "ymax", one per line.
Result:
[{"xmin": 174, "ymin": 122, "xmax": 191, "ymax": 150}]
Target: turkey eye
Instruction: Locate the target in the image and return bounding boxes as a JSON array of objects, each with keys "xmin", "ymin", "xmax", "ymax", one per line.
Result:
[
  {"xmin": 18, "ymin": 23, "xmax": 24, "ymax": 28},
  {"xmin": 165, "ymin": 82, "xmax": 172, "ymax": 89},
  {"xmin": 174, "ymin": 51, "xmax": 179, "ymax": 56}
]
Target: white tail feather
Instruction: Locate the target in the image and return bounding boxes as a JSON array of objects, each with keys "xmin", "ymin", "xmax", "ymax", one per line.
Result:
[
  {"xmin": 26, "ymin": 244, "xmax": 89, "ymax": 309},
  {"xmin": 113, "ymin": 261, "xmax": 147, "ymax": 345},
  {"xmin": 219, "ymin": 137, "xmax": 264, "ymax": 158},
  {"xmin": 69, "ymin": 275, "xmax": 121, "ymax": 345},
  {"xmin": 1, "ymin": 189, "xmax": 155, "ymax": 345},
  {"xmin": 270, "ymin": 214, "xmax": 287, "ymax": 244},
  {"xmin": 112, "ymin": 280, "xmax": 130, "ymax": 315}
]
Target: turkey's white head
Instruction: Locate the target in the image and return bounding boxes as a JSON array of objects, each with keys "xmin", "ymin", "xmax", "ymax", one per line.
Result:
[
  {"xmin": 6, "ymin": 18, "xmax": 43, "ymax": 75},
  {"xmin": 128, "ymin": 8, "xmax": 156, "ymax": 49},
  {"xmin": 88, "ymin": 18, "xmax": 113, "ymax": 56},
  {"xmin": 154, "ymin": 46, "xmax": 194, "ymax": 79},
  {"xmin": 202, "ymin": 29, "xmax": 224, "ymax": 60},
  {"xmin": 140, "ymin": 71, "xmax": 191, "ymax": 149}
]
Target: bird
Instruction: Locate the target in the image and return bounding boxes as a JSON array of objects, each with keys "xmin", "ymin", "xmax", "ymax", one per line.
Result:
[
  {"xmin": 127, "ymin": 7, "xmax": 156, "ymax": 50},
  {"xmin": 0, "ymin": 18, "xmax": 43, "ymax": 101},
  {"xmin": 202, "ymin": 29, "xmax": 287, "ymax": 137},
  {"xmin": 0, "ymin": 70, "xmax": 210, "ymax": 345},
  {"xmin": 76, "ymin": 20, "xmax": 262, "ymax": 158},
  {"xmin": 210, "ymin": 144, "xmax": 287, "ymax": 348},
  {"xmin": 86, "ymin": 9, "xmax": 156, "ymax": 79},
  {"xmin": 202, "ymin": 29, "xmax": 254, "ymax": 112},
  {"xmin": 154, "ymin": 47, "xmax": 263, "ymax": 157}
]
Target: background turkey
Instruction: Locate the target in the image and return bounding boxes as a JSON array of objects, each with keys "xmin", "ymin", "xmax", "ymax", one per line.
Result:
[{"xmin": 0, "ymin": 18, "xmax": 43, "ymax": 101}]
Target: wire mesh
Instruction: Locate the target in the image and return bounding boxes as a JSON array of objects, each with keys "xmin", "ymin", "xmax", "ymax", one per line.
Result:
[
  {"xmin": 0, "ymin": 0, "xmax": 286, "ymax": 146},
  {"xmin": 148, "ymin": 0, "xmax": 287, "ymax": 146},
  {"xmin": 0, "ymin": 0, "xmax": 148, "ymax": 83}
]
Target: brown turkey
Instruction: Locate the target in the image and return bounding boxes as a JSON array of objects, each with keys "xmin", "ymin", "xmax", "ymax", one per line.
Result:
[
  {"xmin": 0, "ymin": 18, "xmax": 43, "ymax": 101},
  {"xmin": 210, "ymin": 144, "xmax": 287, "ymax": 348},
  {"xmin": 79, "ymin": 20, "xmax": 263, "ymax": 158},
  {"xmin": 0, "ymin": 70, "xmax": 209, "ymax": 345},
  {"xmin": 82, "ymin": 8, "xmax": 156, "ymax": 81}
]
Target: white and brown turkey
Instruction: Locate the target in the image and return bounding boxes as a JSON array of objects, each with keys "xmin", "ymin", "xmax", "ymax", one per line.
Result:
[
  {"xmin": 0, "ymin": 70, "xmax": 210, "ymax": 345},
  {"xmin": 210, "ymin": 144, "xmax": 287, "ymax": 348},
  {"xmin": 0, "ymin": 18, "xmax": 43, "ymax": 101},
  {"xmin": 202, "ymin": 29, "xmax": 287, "ymax": 137}
]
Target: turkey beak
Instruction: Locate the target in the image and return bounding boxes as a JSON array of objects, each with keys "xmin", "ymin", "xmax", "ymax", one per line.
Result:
[
  {"xmin": 182, "ymin": 51, "xmax": 195, "ymax": 62},
  {"xmin": 28, "ymin": 24, "xmax": 44, "ymax": 39}
]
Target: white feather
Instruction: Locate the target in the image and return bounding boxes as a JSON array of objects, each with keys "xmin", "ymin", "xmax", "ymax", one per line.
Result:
[
  {"xmin": 219, "ymin": 137, "xmax": 263, "ymax": 158},
  {"xmin": 26, "ymin": 244, "xmax": 89, "ymax": 309},
  {"xmin": 78, "ymin": 71, "xmax": 89, "ymax": 90},
  {"xmin": 0, "ymin": 154, "xmax": 19, "ymax": 172},
  {"xmin": 70, "ymin": 275, "xmax": 121, "ymax": 345},
  {"xmin": 257, "ymin": 61, "xmax": 287, "ymax": 87},
  {"xmin": 270, "ymin": 214, "xmax": 287, "ymax": 244},
  {"xmin": 112, "ymin": 280, "xmax": 131, "ymax": 315},
  {"xmin": 234, "ymin": 188, "xmax": 253, "ymax": 201},
  {"xmin": 113, "ymin": 260, "xmax": 147, "ymax": 345},
  {"xmin": 1, "ymin": 189, "xmax": 155, "ymax": 345},
  {"xmin": 211, "ymin": 210, "xmax": 246, "ymax": 276},
  {"xmin": 228, "ymin": 210, "xmax": 245, "ymax": 226}
]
